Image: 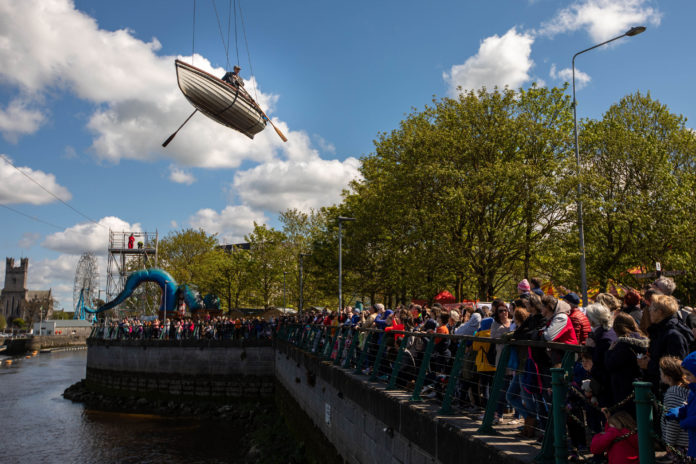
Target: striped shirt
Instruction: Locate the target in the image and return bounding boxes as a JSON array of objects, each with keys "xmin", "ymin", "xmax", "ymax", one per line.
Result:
[{"xmin": 663, "ymin": 385, "xmax": 690, "ymax": 448}]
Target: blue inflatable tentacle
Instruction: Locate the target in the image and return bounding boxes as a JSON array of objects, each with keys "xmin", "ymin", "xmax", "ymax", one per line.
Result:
[{"xmin": 83, "ymin": 268, "xmax": 179, "ymax": 314}]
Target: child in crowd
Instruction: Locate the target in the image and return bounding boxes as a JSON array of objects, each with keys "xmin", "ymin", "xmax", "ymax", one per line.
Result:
[
  {"xmin": 665, "ymin": 351, "xmax": 696, "ymax": 460},
  {"xmin": 590, "ymin": 410, "xmax": 639, "ymax": 464},
  {"xmin": 660, "ymin": 356, "xmax": 690, "ymax": 462}
]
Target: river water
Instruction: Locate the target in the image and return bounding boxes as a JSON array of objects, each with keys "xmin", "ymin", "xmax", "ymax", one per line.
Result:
[{"xmin": 0, "ymin": 350, "xmax": 275, "ymax": 463}]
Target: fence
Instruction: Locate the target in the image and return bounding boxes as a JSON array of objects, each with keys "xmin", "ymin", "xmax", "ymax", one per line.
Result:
[
  {"xmin": 277, "ymin": 323, "xmax": 660, "ymax": 464},
  {"xmin": 89, "ymin": 320, "xmax": 273, "ymax": 342}
]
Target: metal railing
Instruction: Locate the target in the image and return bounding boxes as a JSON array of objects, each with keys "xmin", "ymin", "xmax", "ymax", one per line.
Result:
[
  {"xmin": 89, "ymin": 320, "xmax": 274, "ymax": 341},
  {"xmin": 276, "ymin": 323, "xmax": 659, "ymax": 464}
]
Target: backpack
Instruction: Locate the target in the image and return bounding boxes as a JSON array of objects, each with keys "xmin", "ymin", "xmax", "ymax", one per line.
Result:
[
  {"xmin": 522, "ymin": 347, "xmax": 543, "ymax": 395},
  {"xmin": 485, "ymin": 341, "xmax": 497, "ymax": 367}
]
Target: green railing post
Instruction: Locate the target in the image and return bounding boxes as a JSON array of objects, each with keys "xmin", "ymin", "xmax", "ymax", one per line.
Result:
[
  {"xmin": 535, "ymin": 350, "xmax": 577, "ymax": 464},
  {"xmin": 477, "ymin": 344, "xmax": 511, "ymax": 433},
  {"xmin": 343, "ymin": 328, "xmax": 359, "ymax": 369},
  {"xmin": 369, "ymin": 331, "xmax": 389, "ymax": 381},
  {"xmin": 634, "ymin": 381, "xmax": 655, "ymax": 464},
  {"xmin": 354, "ymin": 331, "xmax": 374, "ymax": 374},
  {"xmin": 322, "ymin": 327, "xmax": 334, "ymax": 358},
  {"xmin": 551, "ymin": 368, "xmax": 568, "ymax": 464},
  {"xmin": 334, "ymin": 327, "xmax": 347, "ymax": 365},
  {"xmin": 439, "ymin": 337, "xmax": 470, "ymax": 414},
  {"xmin": 387, "ymin": 333, "xmax": 410, "ymax": 390},
  {"xmin": 410, "ymin": 336, "xmax": 435, "ymax": 402}
]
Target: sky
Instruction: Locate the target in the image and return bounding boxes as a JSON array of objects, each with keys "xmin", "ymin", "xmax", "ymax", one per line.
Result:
[{"xmin": 0, "ymin": 0, "xmax": 692, "ymax": 311}]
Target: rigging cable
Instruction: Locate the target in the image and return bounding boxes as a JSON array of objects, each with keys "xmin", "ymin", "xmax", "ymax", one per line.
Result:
[
  {"xmin": 212, "ymin": 0, "xmax": 231, "ymax": 68},
  {"xmin": 191, "ymin": 0, "xmax": 197, "ymax": 65},
  {"xmin": 233, "ymin": 0, "xmax": 239, "ymax": 65},
  {"xmin": 0, "ymin": 203, "xmax": 64, "ymax": 230},
  {"xmin": 238, "ymin": 0, "xmax": 260, "ymax": 103},
  {"xmin": 0, "ymin": 156, "xmax": 105, "ymax": 229}
]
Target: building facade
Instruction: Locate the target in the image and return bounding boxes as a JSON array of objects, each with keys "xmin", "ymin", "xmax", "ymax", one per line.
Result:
[{"xmin": 0, "ymin": 257, "xmax": 53, "ymax": 323}]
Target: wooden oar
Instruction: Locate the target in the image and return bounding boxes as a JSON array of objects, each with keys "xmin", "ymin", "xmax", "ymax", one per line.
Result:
[
  {"xmin": 261, "ymin": 112, "xmax": 288, "ymax": 142},
  {"xmin": 162, "ymin": 109, "xmax": 198, "ymax": 147}
]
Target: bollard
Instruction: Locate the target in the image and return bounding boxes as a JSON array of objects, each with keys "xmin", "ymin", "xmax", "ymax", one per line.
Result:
[
  {"xmin": 477, "ymin": 344, "xmax": 511, "ymax": 433},
  {"xmin": 634, "ymin": 381, "xmax": 655, "ymax": 464},
  {"xmin": 550, "ymin": 368, "xmax": 568, "ymax": 464}
]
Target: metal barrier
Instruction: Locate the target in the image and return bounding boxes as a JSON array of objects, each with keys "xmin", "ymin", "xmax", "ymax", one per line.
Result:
[
  {"xmin": 278, "ymin": 323, "xmax": 606, "ymax": 464},
  {"xmin": 88, "ymin": 320, "xmax": 274, "ymax": 341}
]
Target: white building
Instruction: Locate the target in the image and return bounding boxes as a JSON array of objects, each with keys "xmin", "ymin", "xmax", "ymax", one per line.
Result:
[{"xmin": 33, "ymin": 320, "xmax": 93, "ymax": 337}]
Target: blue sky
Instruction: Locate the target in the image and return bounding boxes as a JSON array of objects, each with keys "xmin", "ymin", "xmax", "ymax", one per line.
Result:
[{"xmin": 0, "ymin": 0, "xmax": 691, "ymax": 310}]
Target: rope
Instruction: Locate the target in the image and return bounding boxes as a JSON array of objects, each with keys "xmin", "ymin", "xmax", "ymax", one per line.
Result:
[
  {"xmin": 0, "ymin": 155, "xmax": 104, "ymax": 229},
  {"xmin": 191, "ymin": 0, "xmax": 196, "ymax": 64},
  {"xmin": 233, "ymin": 0, "xmax": 239, "ymax": 65},
  {"xmin": 237, "ymin": 0, "xmax": 259, "ymax": 103},
  {"xmin": 211, "ymin": 0, "xmax": 230, "ymax": 67},
  {"xmin": 226, "ymin": 0, "xmax": 232, "ymax": 69}
]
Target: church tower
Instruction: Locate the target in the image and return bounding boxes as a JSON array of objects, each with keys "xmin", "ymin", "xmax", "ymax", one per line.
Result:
[{"xmin": 1, "ymin": 257, "xmax": 29, "ymax": 320}]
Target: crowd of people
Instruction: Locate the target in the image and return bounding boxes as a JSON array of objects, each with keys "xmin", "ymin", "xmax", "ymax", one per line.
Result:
[
  {"xmin": 93, "ymin": 315, "xmax": 275, "ymax": 341},
  {"xmin": 283, "ymin": 276, "xmax": 696, "ymax": 464}
]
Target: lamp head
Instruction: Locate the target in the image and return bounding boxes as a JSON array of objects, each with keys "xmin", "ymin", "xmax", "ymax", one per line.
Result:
[
  {"xmin": 337, "ymin": 216, "xmax": 356, "ymax": 222},
  {"xmin": 625, "ymin": 26, "xmax": 646, "ymax": 36}
]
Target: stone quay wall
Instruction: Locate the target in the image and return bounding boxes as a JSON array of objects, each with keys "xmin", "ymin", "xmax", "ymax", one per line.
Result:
[
  {"xmin": 275, "ymin": 339, "xmax": 526, "ymax": 464},
  {"xmin": 85, "ymin": 338, "xmax": 274, "ymax": 399}
]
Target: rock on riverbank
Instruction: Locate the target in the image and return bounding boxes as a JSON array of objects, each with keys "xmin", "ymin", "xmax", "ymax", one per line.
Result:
[{"xmin": 63, "ymin": 379, "xmax": 311, "ymax": 463}]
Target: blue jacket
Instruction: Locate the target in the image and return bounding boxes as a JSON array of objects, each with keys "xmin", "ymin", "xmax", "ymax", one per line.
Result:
[{"xmin": 677, "ymin": 352, "xmax": 696, "ymax": 457}]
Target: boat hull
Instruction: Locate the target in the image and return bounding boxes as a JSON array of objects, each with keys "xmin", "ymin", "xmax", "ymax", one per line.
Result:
[{"xmin": 175, "ymin": 59, "xmax": 266, "ymax": 139}]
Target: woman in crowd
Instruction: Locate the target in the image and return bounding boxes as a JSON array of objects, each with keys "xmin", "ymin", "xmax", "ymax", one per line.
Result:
[
  {"xmin": 638, "ymin": 295, "xmax": 694, "ymax": 391},
  {"xmin": 604, "ymin": 312, "xmax": 648, "ymax": 415}
]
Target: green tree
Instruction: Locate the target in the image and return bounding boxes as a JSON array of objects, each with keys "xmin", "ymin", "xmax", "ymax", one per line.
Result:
[
  {"xmin": 0, "ymin": 314, "xmax": 6, "ymax": 330},
  {"xmin": 12, "ymin": 318, "xmax": 26, "ymax": 329},
  {"xmin": 340, "ymin": 85, "xmax": 574, "ymax": 300},
  {"xmin": 245, "ymin": 223, "xmax": 290, "ymax": 308},
  {"xmin": 209, "ymin": 245, "xmax": 253, "ymax": 311},
  {"xmin": 580, "ymin": 92, "xmax": 696, "ymax": 289},
  {"xmin": 158, "ymin": 228, "xmax": 220, "ymax": 294}
]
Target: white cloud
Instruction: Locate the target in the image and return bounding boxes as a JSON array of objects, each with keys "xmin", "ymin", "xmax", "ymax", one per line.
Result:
[
  {"xmin": 0, "ymin": 155, "xmax": 72, "ymax": 205},
  {"xmin": 0, "ymin": 99, "xmax": 46, "ymax": 142},
  {"xmin": 188, "ymin": 205, "xmax": 267, "ymax": 244},
  {"xmin": 0, "ymin": 0, "xmax": 313, "ymax": 169},
  {"xmin": 168, "ymin": 165, "xmax": 196, "ymax": 185},
  {"xmin": 538, "ymin": 0, "xmax": 661, "ymax": 42},
  {"xmin": 550, "ymin": 64, "xmax": 591, "ymax": 89},
  {"xmin": 443, "ymin": 28, "xmax": 535, "ymax": 95},
  {"xmin": 25, "ymin": 253, "xmax": 108, "ymax": 311},
  {"xmin": 18, "ymin": 232, "xmax": 42, "ymax": 249},
  {"xmin": 42, "ymin": 216, "xmax": 141, "ymax": 255},
  {"xmin": 233, "ymin": 156, "xmax": 362, "ymax": 213}
]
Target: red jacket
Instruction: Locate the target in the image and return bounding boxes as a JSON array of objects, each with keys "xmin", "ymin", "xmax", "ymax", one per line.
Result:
[
  {"xmin": 590, "ymin": 424, "xmax": 639, "ymax": 464},
  {"xmin": 569, "ymin": 308, "xmax": 592, "ymax": 344},
  {"xmin": 543, "ymin": 313, "xmax": 578, "ymax": 345}
]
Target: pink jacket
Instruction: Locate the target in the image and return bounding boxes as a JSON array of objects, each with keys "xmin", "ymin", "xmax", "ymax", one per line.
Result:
[{"xmin": 590, "ymin": 424, "xmax": 639, "ymax": 464}]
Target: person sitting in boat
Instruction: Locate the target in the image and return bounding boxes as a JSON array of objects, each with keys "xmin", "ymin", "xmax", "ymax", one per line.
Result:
[{"xmin": 222, "ymin": 65, "xmax": 244, "ymax": 88}]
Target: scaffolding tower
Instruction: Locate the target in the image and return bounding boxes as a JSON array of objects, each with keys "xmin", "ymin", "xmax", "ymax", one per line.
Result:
[{"xmin": 106, "ymin": 230, "xmax": 158, "ymax": 312}]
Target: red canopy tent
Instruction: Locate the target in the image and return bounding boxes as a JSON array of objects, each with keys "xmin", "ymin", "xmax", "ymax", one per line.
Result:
[{"xmin": 433, "ymin": 290, "xmax": 457, "ymax": 304}]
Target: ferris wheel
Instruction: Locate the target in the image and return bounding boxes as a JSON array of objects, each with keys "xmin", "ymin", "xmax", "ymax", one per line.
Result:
[{"xmin": 73, "ymin": 253, "xmax": 100, "ymax": 320}]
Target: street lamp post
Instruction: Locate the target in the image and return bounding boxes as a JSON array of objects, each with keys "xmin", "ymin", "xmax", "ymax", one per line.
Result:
[
  {"xmin": 337, "ymin": 216, "xmax": 356, "ymax": 312},
  {"xmin": 283, "ymin": 271, "xmax": 287, "ymax": 311},
  {"xmin": 572, "ymin": 25, "xmax": 646, "ymax": 307},
  {"xmin": 299, "ymin": 253, "xmax": 310, "ymax": 314}
]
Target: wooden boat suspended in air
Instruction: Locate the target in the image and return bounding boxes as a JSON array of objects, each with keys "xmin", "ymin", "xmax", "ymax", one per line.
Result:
[{"xmin": 175, "ymin": 59, "xmax": 266, "ymax": 139}]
